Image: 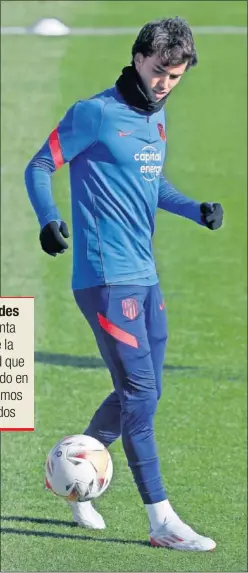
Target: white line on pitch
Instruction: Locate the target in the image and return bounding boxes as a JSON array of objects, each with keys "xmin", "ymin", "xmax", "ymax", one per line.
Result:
[{"xmin": 1, "ymin": 25, "xmax": 247, "ymax": 36}]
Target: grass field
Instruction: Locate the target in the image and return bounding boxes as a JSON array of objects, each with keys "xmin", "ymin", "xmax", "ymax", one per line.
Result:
[{"xmin": 1, "ymin": 1, "xmax": 247, "ymax": 572}]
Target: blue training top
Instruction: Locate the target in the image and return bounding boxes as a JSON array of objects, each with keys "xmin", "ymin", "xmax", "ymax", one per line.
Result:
[{"xmin": 25, "ymin": 85, "xmax": 203, "ymax": 290}]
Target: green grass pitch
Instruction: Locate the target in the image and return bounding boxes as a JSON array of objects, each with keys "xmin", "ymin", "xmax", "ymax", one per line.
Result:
[{"xmin": 1, "ymin": 1, "xmax": 247, "ymax": 571}]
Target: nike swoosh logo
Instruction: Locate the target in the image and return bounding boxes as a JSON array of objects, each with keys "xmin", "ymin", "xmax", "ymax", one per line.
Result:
[{"xmin": 118, "ymin": 130, "xmax": 134, "ymax": 137}]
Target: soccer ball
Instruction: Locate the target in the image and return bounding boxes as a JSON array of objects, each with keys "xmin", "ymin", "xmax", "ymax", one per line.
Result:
[{"xmin": 45, "ymin": 434, "xmax": 113, "ymax": 501}]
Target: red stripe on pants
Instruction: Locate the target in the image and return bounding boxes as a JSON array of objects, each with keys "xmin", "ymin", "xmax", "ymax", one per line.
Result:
[
  {"xmin": 97, "ymin": 312, "xmax": 138, "ymax": 348},
  {"xmin": 49, "ymin": 128, "xmax": 64, "ymax": 169}
]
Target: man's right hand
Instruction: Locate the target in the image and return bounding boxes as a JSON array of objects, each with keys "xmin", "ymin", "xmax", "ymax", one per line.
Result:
[{"xmin": 39, "ymin": 221, "xmax": 69, "ymax": 256}]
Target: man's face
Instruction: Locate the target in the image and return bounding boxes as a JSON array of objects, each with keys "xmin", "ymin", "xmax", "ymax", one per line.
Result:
[{"xmin": 134, "ymin": 53, "xmax": 188, "ymax": 101}]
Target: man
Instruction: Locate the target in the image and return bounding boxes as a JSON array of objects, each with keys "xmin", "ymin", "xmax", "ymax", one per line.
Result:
[{"xmin": 25, "ymin": 17, "xmax": 223, "ymax": 551}]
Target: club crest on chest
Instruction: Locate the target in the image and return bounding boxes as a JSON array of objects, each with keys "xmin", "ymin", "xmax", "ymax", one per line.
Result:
[{"xmin": 157, "ymin": 123, "xmax": 166, "ymax": 142}]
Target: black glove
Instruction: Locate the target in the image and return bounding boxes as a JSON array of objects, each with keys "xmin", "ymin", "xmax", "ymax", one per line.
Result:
[
  {"xmin": 39, "ymin": 221, "xmax": 69, "ymax": 256},
  {"xmin": 200, "ymin": 202, "xmax": 223, "ymax": 230}
]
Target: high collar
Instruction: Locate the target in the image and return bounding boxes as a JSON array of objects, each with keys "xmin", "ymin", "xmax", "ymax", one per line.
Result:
[{"xmin": 115, "ymin": 64, "xmax": 168, "ymax": 113}]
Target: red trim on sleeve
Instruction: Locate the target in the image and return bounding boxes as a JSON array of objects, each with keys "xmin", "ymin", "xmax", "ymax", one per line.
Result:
[
  {"xmin": 97, "ymin": 313, "xmax": 138, "ymax": 348},
  {"xmin": 49, "ymin": 128, "xmax": 64, "ymax": 169}
]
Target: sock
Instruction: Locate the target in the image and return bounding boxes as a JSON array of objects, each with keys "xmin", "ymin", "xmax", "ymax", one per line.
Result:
[
  {"xmin": 145, "ymin": 499, "xmax": 178, "ymax": 530},
  {"xmin": 68, "ymin": 500, "xmax": 91, "ymax": 506}
]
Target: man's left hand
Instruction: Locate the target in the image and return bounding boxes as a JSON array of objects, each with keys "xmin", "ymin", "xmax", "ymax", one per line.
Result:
[{"xmin": 200, "ymin": 202, "xmax": 224, "ymax": 230}]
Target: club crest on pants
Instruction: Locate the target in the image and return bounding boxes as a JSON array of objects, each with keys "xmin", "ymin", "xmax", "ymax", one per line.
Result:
[{"xmin": 122, "ymin": 298, "xmax": 138, "ymax": 320}]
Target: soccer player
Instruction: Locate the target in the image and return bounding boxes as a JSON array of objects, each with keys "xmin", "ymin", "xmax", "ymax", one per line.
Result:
[{"xmin": 25, "ymin": 17, "xmax": 223, "ymax": 551}]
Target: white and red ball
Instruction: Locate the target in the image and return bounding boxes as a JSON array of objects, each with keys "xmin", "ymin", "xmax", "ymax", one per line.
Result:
[{"xmin": 45, "ymin": 434, "xmax": 113, "ymax": 501}]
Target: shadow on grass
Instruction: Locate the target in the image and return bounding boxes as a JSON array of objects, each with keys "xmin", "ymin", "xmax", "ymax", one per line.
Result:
[
  {"xmin": 1, "ymin": 515, "xmax": 78, "ymax": 527},
  {"xmin": 1, "ymin": 516, "xmax": 150, "ymax": 546},
  {"xmin": 35, "ymin": 351, "xmax": 198, "ymax": 372}
]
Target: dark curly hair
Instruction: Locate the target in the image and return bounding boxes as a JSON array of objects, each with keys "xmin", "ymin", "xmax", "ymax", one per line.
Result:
[{"xmin": 132, "ymin": 17, "xmax": 198, "ymax": 71}]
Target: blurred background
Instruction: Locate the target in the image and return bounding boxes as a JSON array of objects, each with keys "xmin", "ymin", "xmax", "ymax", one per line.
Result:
[{"xmin": 1, "ymin": 2, "xmax": 247, "ymax": 572}]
